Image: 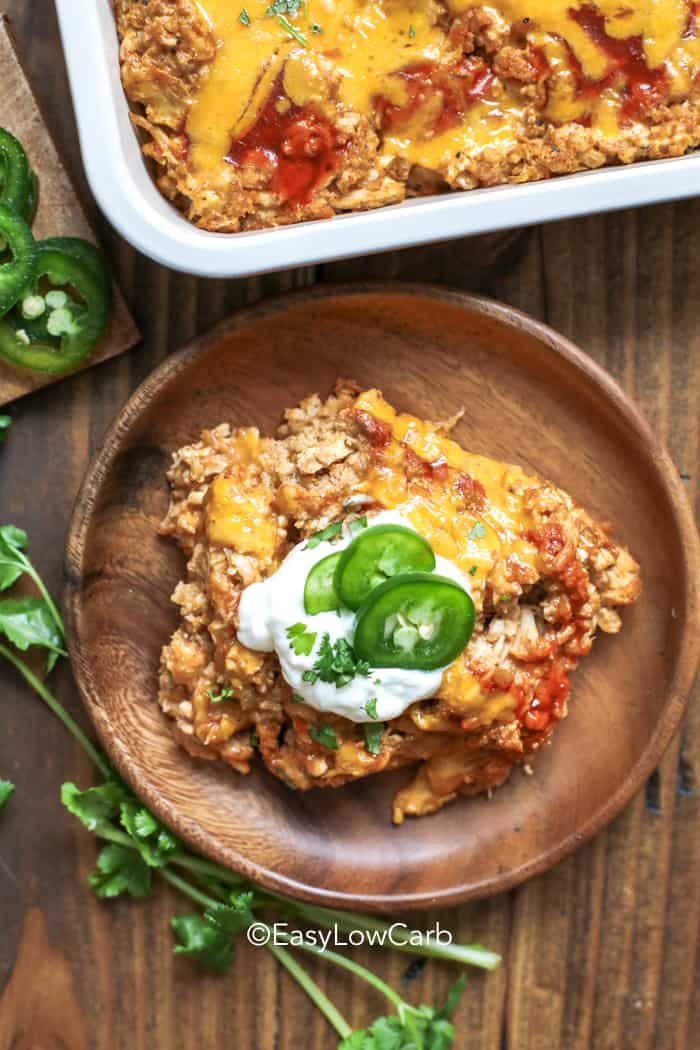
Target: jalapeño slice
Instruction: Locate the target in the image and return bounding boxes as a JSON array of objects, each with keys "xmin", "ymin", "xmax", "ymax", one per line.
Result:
[
  {"xmin": 304, "ymin": 551, "xmax": 342, "ymax": 615},
  {"xmin": 0, "ymin": 128, "xmax": 33, "ymax": 221},
  {"xmin": 0, "ymin": 242, "xmax": 111, "ymax": 373},
  {"xmin": 0, "ymin": 204, "xmax": 36, "ymax": 317},
  {"xmin": 354, "ymin": 572, "xmax": 474, "ymax": 671},
  {"xmin": 334, "ymin": 524, "xmax": 435, "ymax": 611}
]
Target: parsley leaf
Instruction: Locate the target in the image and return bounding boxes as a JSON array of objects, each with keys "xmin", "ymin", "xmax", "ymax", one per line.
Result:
[
  {"xmin": 309, "ymin": 724, "xmax": 338, "ymax": 750},
  {"xmin": 0, "ymin": 779, "xmax": 15, "ymax": 810},
  {"xmin": 208, "ymin": 686, "xmax": 234, "ymax": 703},
  {"xmin": 249, "ymin": 730, "xmax": 259, "ymax": 747},
  {"xmin": 88, "ymin": 843, "xmax": 151, "ymax": 899},
  {"xmin": 239, "ymin": 7, "xmax": 250, "ymax": 24},
  {"xmin": 120, "ymin": 801, "xmax": 178, "ymax": 868},
  {"xmin": 408, "ymin": 24, "xmax": 415, "ymax": 38},
  {"xmin": 306, "ymin": 520, "xmax": 343, "ymax": 549},
  {"xmin": 61, "ymin": 780, "xmax": 129, "ymax": 831},
  {"xmin": 0, "ymin": 416, "xmax": 10, "ymax": 443},
  {"xmin": 310, "ymin": 22, "xmax": 322, "ymax": 32},
  {"xmin": 364, "ymin": 697, "xmax": 379, "ymax": 719},
  {"xmin": 0, "ymin": 526, "xmax": 29, "ymax": 591},
  {"xmin": 0, "ymin": 598, "xmax": 66, "ymax": 659},
  {"xmin": 171, "ymin": 914, "xmax": 233, "ymax": 973},
  {"xmin": 363, "ymin": 722, "xmax": 385, "ymax": 756},
  {"xmin": 468, "ymin": 522, "xmax": 487, "ymax": 540},
  {"xmin": 302, "ymin": 634, "xmax": 370, "ymax": 688},
  {"xmin": 468, "ymin": 565, "xmax": 477, "ymax": 576},
  {"xmin": 291, "ymin": 692, "xmax": 304, "ymax": 703},
  {"xmin": 287, "ymin": 622, "xmax": 317, "ymax": 656},
  {"xmin": 206, "ymin": 892, "xmax": 255, "ymax": 936},
  {"xmin": 265, "ymin": 0, "xmax": 302, "ymax": 15}
]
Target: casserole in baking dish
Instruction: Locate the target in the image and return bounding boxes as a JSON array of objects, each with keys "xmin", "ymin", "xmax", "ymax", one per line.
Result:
[
  {"xmin": 114, "ymin": 0, "xmax": 700, "ymax": 232},
  {"xmin": 56, "ymin": 0, "xmax": 700, "ymax": 277}
]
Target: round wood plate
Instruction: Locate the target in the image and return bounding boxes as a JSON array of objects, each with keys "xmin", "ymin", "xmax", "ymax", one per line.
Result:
[{"xmin": 64, "ymin": 284, "xmax": 700, "ymax": 913}]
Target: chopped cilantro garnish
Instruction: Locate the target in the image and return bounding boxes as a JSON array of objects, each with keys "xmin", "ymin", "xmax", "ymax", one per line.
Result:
[
  {"xmin": 309, "ymin": 724, "xmax": 339, "ymax": 750},
  {"xmin": 306, "ymin": 520, "xmax": 343, "ymax": 549},
  {"xmin": 364, "ymin": 697, "xmax": 379, "ymax": 720},
  {"xmin": 277, "ymin": 14, "xmax": 307, "ymax": 44},
  {"xmin": 208, "ymin": 686, "xmax": 234, "ymax": 703},
  {"xmin": 408, "ymin": 24, "xmax": 415, "ymax": 38},
  {"xmin": 286, "ymin": 622, "xmax": 317, "ymax": 656},
  {"xmin": 500, "ymin": 594, "xmax": 510, "ymax": 603},
  {"xmin": 468, "ymin": 565, "xmax": 478, "ymax": 576},
  {"xmin": 291, "ymin": 692, "xmax": 304, "ymax": 703},
  {"xmin": 249, "ymin": 730, "xmax": 259, "ymax": 747},
  {"xmin": 310, "ymin": 22, "xmax": 322, "ymax": 32},
  {"xmin": 468, "ymin": 522, "xmax": 488, "ymax": 540},
  {"xmin": 266, "ymin": 0, "xmax": 302, "ymax": 14},
  {"xmin": 363, "ymin": 722, "xmax": 385, "ymax": 756},
  {"xmin": 302, "ymin": 633, "xmax": 370, "ymax": 688},
  {"xmin": 239, "ymin": 8, "xmax": 250, "ymax": 25}
]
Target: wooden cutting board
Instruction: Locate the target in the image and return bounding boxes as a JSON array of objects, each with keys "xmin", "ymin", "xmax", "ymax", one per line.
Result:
[{"xmin": 0, "ymin": 14, "xmax": 139, "ymax": 404}]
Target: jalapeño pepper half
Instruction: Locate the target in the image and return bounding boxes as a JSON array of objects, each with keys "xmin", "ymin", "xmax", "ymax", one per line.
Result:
[
  {"xmin": 334, "ymin": 524, "xmax": 436, "ymax": 610},
  {"xmin": 354, "ymin": 572, "xmax": 475, "ymax": 671},
  {"xmin": 0, "ymin": 128, "xmax": 34, "ymax": 222},
  {"xmin": 0, "ymin": 203, "xmax": 36, "ymax": 316},
  {"xmin": 0, "ymin": 242, "xmax": 111, "ymax": 374},
  {"xmin": 304, "ymin": 551, "xmax": 342, "ymax": 614}
]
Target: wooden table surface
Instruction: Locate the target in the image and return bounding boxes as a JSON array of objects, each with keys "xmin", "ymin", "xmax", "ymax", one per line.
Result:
[{"xmin": 0, "ymin": 5, "xmax": 698, "ymax": 1049}]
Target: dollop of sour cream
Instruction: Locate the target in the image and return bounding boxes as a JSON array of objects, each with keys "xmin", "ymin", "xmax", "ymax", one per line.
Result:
[{"xmin": 237, "ymin": 511, "xmax": 471, "ymax": 723}]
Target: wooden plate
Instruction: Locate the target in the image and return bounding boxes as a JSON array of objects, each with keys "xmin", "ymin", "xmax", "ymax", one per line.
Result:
[{"xmin": 64, "ymin": 285, "xmax": 700, "ymax": 912}]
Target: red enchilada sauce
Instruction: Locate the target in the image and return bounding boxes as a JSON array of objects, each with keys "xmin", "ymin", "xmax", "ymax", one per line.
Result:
[
  {"xmin": 227, "ymin": 76, "xmax": 343, "ymax": 206},
  {"xmin": 374, "ymin": 58, "xmax": 494, "ymax": 137},
  {"xmin": 567, "ymin": 4, "xmax": 669, "ymax": 122}
]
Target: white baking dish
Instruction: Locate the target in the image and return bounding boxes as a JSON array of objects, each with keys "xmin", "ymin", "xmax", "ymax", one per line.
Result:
[{"xmin": 56, "ymin": 0, "xmax": 700, "ymax": 279}]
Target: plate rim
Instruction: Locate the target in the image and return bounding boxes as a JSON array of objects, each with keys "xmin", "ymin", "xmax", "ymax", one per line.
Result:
[{"xmin": 64, "ymin": 282, "xmax": 700, "ymax": 911}]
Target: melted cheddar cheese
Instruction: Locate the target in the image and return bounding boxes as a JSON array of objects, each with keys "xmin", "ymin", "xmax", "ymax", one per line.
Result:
[
  {"xmin": 353, "ymin": 388, "xmax": 539, "ymax": 599},
  {"xmin": 189, "ymin": 0, "xmax": 700, "ymax": 186},
  {"xmin": 206, "ymin": 429, "xmax": 279, "ymax": 557}
]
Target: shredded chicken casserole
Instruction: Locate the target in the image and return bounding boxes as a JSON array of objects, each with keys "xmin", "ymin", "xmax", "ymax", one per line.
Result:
[
  {"xmin": 158, "ymin": 383, "xmax": 641, "ymax": 822},
  {"xmin": 115, "ymin": 0, "xmax": 700, "ymax": 231}
]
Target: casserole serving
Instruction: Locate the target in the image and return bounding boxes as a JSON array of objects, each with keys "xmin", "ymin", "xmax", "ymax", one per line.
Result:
[
  {"xmin": 57, "ymin": 1, "xmax": 700, "ymax": 277},
  {"xmin": 159, "ymin": 380, "xmax": 640, "ymax": 822}
]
